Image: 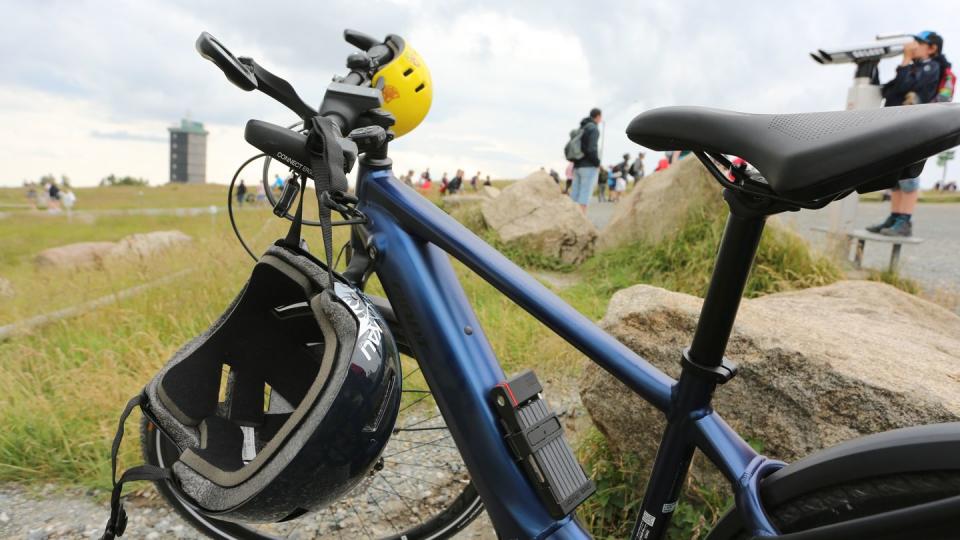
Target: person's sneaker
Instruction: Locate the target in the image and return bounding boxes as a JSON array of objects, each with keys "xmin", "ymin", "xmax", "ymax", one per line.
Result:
[
  {"xmin": 879, "ymin": 219, "xmax": 912, "ymax": 237},
  {"xmin": 866, "ymin": 215, "xmax": 896, "ymax": 233}
]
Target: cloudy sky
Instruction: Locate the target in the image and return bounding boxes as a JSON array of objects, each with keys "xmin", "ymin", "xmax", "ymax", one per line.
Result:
[{"xmin": 2, "ymin": 0, "xmax": 959, "ymax": 187}]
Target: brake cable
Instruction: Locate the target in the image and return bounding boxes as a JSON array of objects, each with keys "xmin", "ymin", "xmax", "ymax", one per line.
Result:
[{"xmin": 228, "ymin": 153, "xmax": 269, "ymax": 262}]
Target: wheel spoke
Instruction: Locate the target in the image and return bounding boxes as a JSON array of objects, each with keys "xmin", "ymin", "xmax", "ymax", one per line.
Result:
[
  {"xmin": 381, "ymin": 468, "xmax": 451, "ymax": 488},
  {"xmin": 383, "ymin": 434, "xmax": 453, "ymax": 458},
  {"xmin": 366, "ymin": 488, "xmax": 400, "ymax": 535},
  {"xmin": 384, "ymin": 459, "xmax": 457, "ymax": 470},
  {"xmin": 398, "ymin": 392, "xmax": 432, "ymax": 413},
  {"xmin": 377, "ymin": 474, "xmax": 424, "ymax": 521},
  {"xmin": 350, "ymin": 500, "xmax": 375, "ymax": 538},
  {"xmin": 399, "ymin": 412, "xmax": 445, "ymax": 430}
]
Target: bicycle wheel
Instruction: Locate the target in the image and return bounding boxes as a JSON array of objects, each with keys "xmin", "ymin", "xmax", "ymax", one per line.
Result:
[
  {"xmin": 719, "ymin": 471, "xmax": 960, "ymax": 539},
  {"xmin": 140, "ymin": 354, "xmax": 484, "ymax": 539}
]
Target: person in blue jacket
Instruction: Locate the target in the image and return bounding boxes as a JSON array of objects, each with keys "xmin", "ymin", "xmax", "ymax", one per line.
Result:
[{"xmin": 869, "ymin": 31, "xmax": 944, "ymax": 236}]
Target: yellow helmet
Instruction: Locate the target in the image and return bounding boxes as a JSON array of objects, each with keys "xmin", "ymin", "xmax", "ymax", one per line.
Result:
[{"xmin": 372, "ymin": 39, "xmax": 432, "ymax": 138}]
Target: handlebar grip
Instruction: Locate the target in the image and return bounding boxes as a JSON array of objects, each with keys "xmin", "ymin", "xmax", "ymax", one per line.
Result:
[
  {"xmin": 196, "ymin": 32, "xmax": 257, "ymax": 91},
  {"xmin": 344, "ymin": 29, "xmax": 379, "ymax": 51},
  {"xmin": 245, "ymin": 120, "xmax": 312, "ymax": 177}
]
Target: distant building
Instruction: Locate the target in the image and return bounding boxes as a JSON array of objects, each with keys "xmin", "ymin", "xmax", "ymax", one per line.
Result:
[{"xmin": 168, "ymin": 119, "xmax": 208, "ymax": 184}]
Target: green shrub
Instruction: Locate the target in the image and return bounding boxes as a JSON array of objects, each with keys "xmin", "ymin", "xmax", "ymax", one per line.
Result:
[
  {"xmin": 866, "ymin": 269, "xmax": 921, "ymax": 294},
  {"xmin": 569, "ymin": 209, "xmax": 842, "ymax": 318},
  {"xmin": 576, "ymin": 429, "xmax": 731, "ymax": 539}
]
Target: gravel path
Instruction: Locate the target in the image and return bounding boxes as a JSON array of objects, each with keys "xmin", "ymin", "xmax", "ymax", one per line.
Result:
[
  {"xmin": 1, "ymin": 383, "xmax": 584, "ymax": 539},
  {"xmin": 783, "ymin": 202, "xmax": 960, "ymax": 295},
  {"xmin": 585, "ymin": 200, "xmax": 617, "ymax": 230}
]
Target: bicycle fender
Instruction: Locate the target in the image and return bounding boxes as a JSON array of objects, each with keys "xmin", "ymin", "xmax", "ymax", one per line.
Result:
[{"xmin": 707, "ymin": 422, "xmax": 960, "ymax": 539}]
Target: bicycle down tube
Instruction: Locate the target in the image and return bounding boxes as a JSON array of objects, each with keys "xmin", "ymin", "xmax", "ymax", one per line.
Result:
[{"xmin": 354, "ymin": 159, "xmax": 782, "ymax": 539}]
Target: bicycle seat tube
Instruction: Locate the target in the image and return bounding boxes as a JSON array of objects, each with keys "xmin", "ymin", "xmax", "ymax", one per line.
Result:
[{"xmin": 633, "ymin": 188, "xmax": 770, "ymax": 540}]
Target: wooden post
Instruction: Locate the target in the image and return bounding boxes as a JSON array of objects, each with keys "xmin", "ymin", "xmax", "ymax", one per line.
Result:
[
  {"xmin": 854, "ymin": 239, "xmax": 866, "ymax": 269},
  {"xmin": 890, "ymin": 243, "xmax": 902, "ymax": 273}
]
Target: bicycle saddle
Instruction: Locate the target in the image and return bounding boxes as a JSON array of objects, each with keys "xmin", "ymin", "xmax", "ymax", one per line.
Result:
[{"xmin": 626, "ymin": 104, "xmax": 960, "ymax": 201}]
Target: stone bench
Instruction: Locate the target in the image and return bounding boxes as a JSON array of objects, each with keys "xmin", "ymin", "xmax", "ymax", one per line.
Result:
[{"xmin": 812, "ymin": 226, "xmax": 924, "ymax": 273}]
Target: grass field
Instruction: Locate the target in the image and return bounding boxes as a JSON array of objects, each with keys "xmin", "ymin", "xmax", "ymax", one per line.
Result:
[
  {"xmin": 0, "ymin": 184, "xmax": 228, "ymax": 211},
  {"xmin": 0, "ymin": 180, "xmax": 851, "ymax": 539},
  {"xmin": 860, "ymin": 189, "xmax": 960, "ymax": 203},
  {"xmin": 0, "ymin": 182, "xmax": 586, "ymax": 489}
]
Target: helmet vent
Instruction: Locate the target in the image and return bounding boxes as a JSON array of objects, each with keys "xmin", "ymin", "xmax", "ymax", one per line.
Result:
[
  {"xmin": 414, "ymin": 83, "xmax": 425, "ymax": 93},
  {"xmin": 402, "ymin": 67, "xmax": 413, "ymax": 77},
  {"xmin": 218, "ymin": 365, "xmax": 231, "ymax": 403}
]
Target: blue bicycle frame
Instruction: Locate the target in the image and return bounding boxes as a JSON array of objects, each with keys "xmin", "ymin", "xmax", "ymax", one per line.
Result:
[{"xmin": 353, "ymin": 159, "xmax": 784, "ymax": 539}]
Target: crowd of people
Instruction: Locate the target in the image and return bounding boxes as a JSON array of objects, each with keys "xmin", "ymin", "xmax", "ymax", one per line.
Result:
[
  {"xmin": 24, "ymin": 179, "xmax": 76, "ymax": 212},
  {"xmin": 932, "ymin": 179, "xmax": 958, "ymax": 192},
  {"xmin": 397, "ymin": 168, "xmax": 493, "ymax": 195}
]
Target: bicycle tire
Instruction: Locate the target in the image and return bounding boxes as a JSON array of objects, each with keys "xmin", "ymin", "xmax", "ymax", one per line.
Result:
[
  {"xmin": 139, "ymin": 345, "xmax": 485, "ymax": 540},
  {"xmin": 722, "ymin": 471, "xmax": 960, "ymax": 539},
  {"xmin": 141, "ymin": 415, "xmax": 484, "ymax": 540}
]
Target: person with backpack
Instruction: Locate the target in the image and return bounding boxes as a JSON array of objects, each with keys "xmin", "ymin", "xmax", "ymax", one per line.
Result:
[
  {"xmin": 236, "ymin": 179, "xmax": 248, "ymax": 206},
  {"xmin": 439, "ymin": 172, "xmax": 449, "ymax": 195},
  {"xmin": 867, "ymin": 30, "xmax": 948, "ymax": 237},
  {"xmin": 630, "ymin": 152, "xmax": 645, "ymax": 185},
  {"xmin": 565, "ymin": 107, "xmax": 602, "ymax": 213},
  {"xmin": 449, "ymin": 169, "xmax": 464, "ymax": 194},
  {"xmin": 613, "ymin": 153, "xmax": 630, "ymax": 178}
]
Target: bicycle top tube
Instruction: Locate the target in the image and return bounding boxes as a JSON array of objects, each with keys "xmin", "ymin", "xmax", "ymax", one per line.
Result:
[{"xmin": 356, "ymin": 163, "xmax": 675, "ymax": 413}]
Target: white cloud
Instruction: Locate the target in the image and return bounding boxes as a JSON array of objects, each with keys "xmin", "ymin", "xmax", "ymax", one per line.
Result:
[{"xmin": 2, "ymin": 0, "xmax": 960, "ymax": 188}]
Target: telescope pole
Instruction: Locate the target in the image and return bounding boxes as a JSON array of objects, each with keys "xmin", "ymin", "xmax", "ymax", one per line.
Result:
[{"xmin": 828, "ymin": 61, "xmax": 882, "ymax": 238}]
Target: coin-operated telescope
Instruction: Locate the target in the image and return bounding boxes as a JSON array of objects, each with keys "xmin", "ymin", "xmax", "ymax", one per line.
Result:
[
  {"xmin": 810, "ymin": 33, "xmax": 913, "ymax": 236},
  {"xmin": 810, "ymin": 33, "xmax": 913, "ymax": 109}
]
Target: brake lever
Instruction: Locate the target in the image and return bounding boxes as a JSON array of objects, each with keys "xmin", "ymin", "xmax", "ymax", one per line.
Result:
[
  {"xmin": 238, "ymin": 57, "xmax": 318, "ymax": 123},
  {"xmin": 344, "ymin": 29, "xmax": 378, "ymax": 51}
]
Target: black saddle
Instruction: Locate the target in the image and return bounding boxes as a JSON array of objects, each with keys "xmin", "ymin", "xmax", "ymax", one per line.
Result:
[{"xmin": 626, "ymin": 104, "xmax": 960, "ymax": 202}]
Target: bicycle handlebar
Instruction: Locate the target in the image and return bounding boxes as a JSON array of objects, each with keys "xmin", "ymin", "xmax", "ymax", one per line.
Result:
[{"xmin": 195, "ymin": 32, "xmax": 258, "ymax": 91}]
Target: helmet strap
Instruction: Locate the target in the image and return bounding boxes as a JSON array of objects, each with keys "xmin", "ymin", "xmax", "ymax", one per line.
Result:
[
  {"xmin": 307, "ymin": 115, "xmax": 349, "ymax": 292},
  {"xmin": 99, "ymin": 394, "xmax": 172, "ymax": 540}
]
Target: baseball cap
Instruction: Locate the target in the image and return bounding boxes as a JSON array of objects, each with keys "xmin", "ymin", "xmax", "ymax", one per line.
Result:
[{"xmin": 915, "ymin": 30, "xmax": 944, "ymax": 53}]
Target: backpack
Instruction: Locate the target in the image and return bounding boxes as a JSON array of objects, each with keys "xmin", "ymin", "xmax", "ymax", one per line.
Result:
[
  {"xmin": 564, "ymin": 127, "xmax": 585, "ymax": 161},
  {"xmin": 935, "ymin": 65, "xmax": 956, "ymax": 102}
]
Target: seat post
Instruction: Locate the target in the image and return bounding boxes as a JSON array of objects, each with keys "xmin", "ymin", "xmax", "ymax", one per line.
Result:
[{"xmin": 687, "ymin": 199, "xmax": 767, "ymax": 368}]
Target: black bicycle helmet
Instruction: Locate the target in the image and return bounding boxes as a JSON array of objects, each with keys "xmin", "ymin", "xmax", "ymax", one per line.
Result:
[{"xmin": 140, "ymin": 242, "xmax": 401, "ymax": 522}]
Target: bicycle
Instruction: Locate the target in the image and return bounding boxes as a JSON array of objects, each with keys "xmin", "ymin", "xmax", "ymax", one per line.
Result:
[{"xmin": 135, "ymin": 29, "xmax": 960, "ymax": 539}]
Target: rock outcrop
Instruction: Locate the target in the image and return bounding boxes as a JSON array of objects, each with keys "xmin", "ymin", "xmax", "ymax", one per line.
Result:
[
  {"xmin": 110, "ymin": 230, "xmax": 192, "ymax": 260},
  {"xmin": 580, "ymin": 281, "xmax": 960, "ymax": 489},
  {"xmin": 481, "ymin": 172, "xmax": 597, "ymax": 265},
  {"xmin": 597, "ymin": 157, "xmax": 722, "ymax": 251},
  {"xmin": 480, "ymin": 185, "xmax": 501, "ymax": 199},
  {"xmin": 34, "ymin": 231, "xmax": 192, "ymax": 270},
  {"xmin": 34, "ymin": 242, "xmax": 118, "ymax": 270}
]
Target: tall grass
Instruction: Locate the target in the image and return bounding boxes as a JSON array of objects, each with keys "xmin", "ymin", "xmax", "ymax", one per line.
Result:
[
  {"xmin": 0, "ymin": 182, "xmax": 845, "ymax": 507},
  {"xmin": 568, "ymin": 209, "xmax": 842, "ymax": 319}
]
